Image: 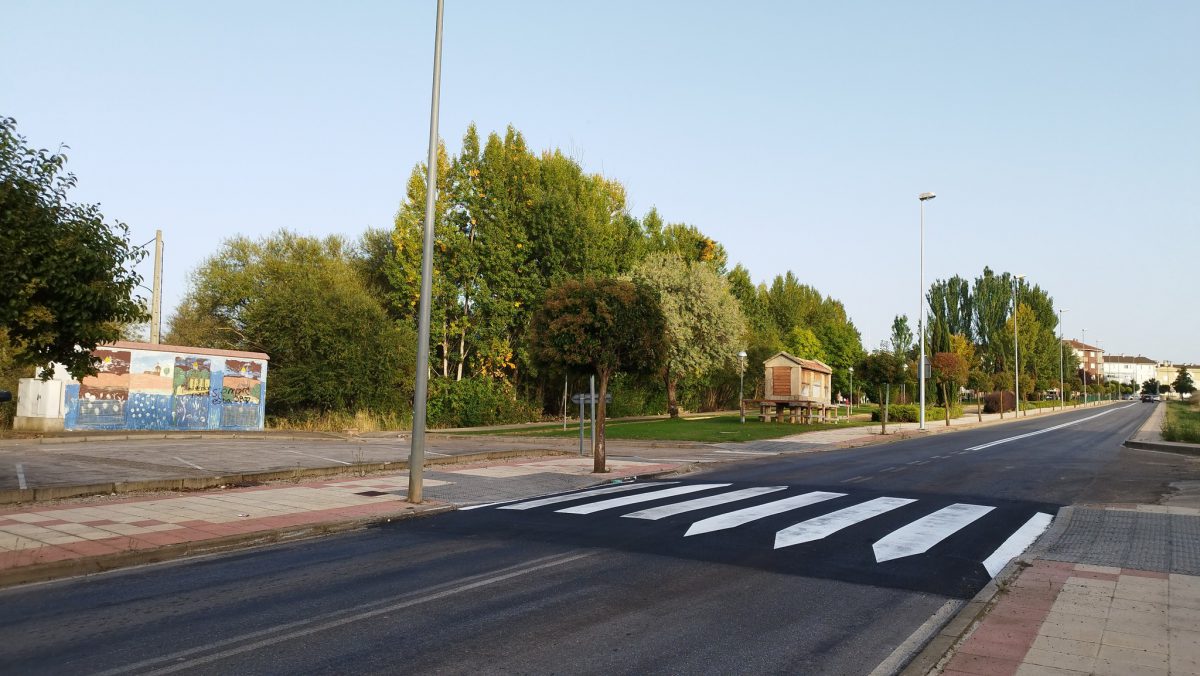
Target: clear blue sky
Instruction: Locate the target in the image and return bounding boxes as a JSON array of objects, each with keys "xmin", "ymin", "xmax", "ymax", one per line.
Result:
[{"xmin": 4, "ymin": 1, "xmax": 1197, "ymax": 363}]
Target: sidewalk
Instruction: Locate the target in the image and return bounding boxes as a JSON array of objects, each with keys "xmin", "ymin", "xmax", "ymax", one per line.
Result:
[
  {"xmin": 914, "ymin": 504, "xmax": 1200, "ymax": 676},
  {"xmin": 0, "ymin": 455, "xmax": 682, "ymax": 588}
]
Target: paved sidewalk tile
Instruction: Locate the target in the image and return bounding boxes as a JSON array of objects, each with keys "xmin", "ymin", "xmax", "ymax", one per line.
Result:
[{"xmin": 942, "ymin": 560, "xmax": 1200, "ymax": 676}]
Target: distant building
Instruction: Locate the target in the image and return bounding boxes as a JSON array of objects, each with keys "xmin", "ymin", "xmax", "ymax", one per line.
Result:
[
  {"xmin": 1156, "ymin": 361, "xmax": 1200, "ymax": 397},
  {"xmin": 1064, "ymin": 340, "xmax": 1104, "ymax": 381},
  {"xmin": 1102, "ymin": 355, "xmax": 1157, "ymax": 388}
]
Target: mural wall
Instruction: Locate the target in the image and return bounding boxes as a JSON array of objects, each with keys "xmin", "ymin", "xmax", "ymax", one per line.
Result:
[{"xmin": 63, "ymin": 344, "xmax": 269, "ymax": 431}]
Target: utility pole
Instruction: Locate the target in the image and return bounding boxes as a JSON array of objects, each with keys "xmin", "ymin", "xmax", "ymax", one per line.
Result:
[
  {"xmin": 408, "ymin": 0, "xmax": 445, "ymax": 505},
  {"xmin": 150, "ymin": 229, "xmax": 163, "ymax": 344}
]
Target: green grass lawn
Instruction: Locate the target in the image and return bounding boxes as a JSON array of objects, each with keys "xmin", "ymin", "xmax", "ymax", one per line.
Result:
[
  {"xmin": 452, "ymin": 414, "xmax": 874, "ymax": 443},
  {"xmin": 1164, "ymin": 401, "xmax": 1200, "ymax": 444}
]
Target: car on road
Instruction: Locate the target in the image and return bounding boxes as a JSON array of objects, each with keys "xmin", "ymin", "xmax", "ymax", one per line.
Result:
[{"xmin": 1141, "ymin": 394, "xmax": 1154, "ymax": 402}]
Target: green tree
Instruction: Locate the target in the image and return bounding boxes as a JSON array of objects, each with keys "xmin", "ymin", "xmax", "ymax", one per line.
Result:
[
  {"xmin": 857, "ymin": 349, "xmax": 903, "ymax": 433},
  {"xmin": 931, "ymin": 351, "xmax": 967, "ymax": 426},
  {"xmin": 0, "ymin": 117, "xmax": 146, "ymax": 379},
  {"xmin": 784, "ymin": 326, "xmax": 827, "ymax": 362},
  {"xmin": 168, "ymin": 231, "xmax": 415, "ymax": 416},
  {"xmin": 528, "ymin": 277, "xmax": 665, "ymax": 471},
  {"xmin": 1142, "ymin": 378, "xmax": 1161, "ymax": 395},
  {"xmin": 632, "ymin": 253, "xmax": 744, "ymax": 417},
  {"xmin": 890, "ymin": 315, "xmax": 914, "ymax": 359},
  {"xmin": 1174, "ymin": 368, "xmax": 1195, "ymax": 398}
]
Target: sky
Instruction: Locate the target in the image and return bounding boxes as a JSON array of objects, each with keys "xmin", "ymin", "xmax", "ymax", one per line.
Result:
[{"xmin": 4, "ymin": 1, "xmax": 1198, "ymax": 363}]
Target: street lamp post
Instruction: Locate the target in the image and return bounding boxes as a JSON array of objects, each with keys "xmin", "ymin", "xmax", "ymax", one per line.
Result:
[
  {"xmin": 1081, "ymin": 328, "xmax": 1088, "ymax": 406},
  {"xmin": 738, "ymin": 351, "xmax": 747, "ymax": 424},
  {"xmin": 407, "ymin": 0, "xmax": 446, "ymax": 505},
  {"xmin": 1013, "ymin": 274, "xmax": 1025, "ymax": 417},
  {"xmin": 918, "ymin": 192, "xmax": 935, "ymax": 431},
  {"xmin": 1058, "ymin": 308, "xmax": 1068, "ymax": 411},
  {"xmin": 848, "ymin": 366, "xmax": 854, "ymax": 417}
]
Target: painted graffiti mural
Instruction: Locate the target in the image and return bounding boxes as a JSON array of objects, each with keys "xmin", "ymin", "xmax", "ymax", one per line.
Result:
[
  {"xmin": 62, "ymin": 345, "xmax": 268, "ymax": 431},
  {"xmin": 77, "ymin": 349, "xmax": 131, "ymax": 427}
]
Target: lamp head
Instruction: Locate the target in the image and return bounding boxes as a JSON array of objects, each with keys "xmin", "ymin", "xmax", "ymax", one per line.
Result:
[
  {"xmin": 918, "ymin": 192, "xmax": 936, "ymax": 201},
  {"xmin": 737, "ymin": 351, "xmax": 747, "ymax": 359}
]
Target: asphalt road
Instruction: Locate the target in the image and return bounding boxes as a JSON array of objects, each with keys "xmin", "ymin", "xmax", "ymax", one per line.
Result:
[{"xmin": 3, "ymin": 402, "xmax": 1193, "ymax": 675}]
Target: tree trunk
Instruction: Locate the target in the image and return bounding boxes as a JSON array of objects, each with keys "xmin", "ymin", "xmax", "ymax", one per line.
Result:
[
  {"xmin": 665, "ymin": 367, "xmax": 680, "ymax": 418},
  {"xmin": 595, "ymin": 369, "xmax": 610, "ymax": 473},
  {"xmin": 977, "ymin": 390, "xmax": 982, "ymax": 422},
  {"xmin": 879, "ymin": 386, "xmax": 888, "ymax": 435},
  {"xmin": 943, "ymin": 384, "xmax": 951, "ymax": 426}
]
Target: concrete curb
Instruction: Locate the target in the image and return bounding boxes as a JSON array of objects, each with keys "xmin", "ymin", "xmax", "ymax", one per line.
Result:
[
  {"xmin": 0, "ymin": 448, "xmax": 575, "ymax": 506},
  {"xmin": 1124, "ymin": 439, "xmax": 1200, "ymax": 456},
  {"xmin": 895, "ymin": 506, "xmax": 1075, "ymax": 676},
  {"xmin": 0, "ymin": 503, "xmax": 457, "ymax": 590}
]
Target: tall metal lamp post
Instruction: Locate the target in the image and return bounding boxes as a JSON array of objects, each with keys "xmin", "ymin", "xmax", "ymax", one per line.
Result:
[
  {"xmin": 738, "ymin": 351, "xmax": 747, "ymax": 424},
  {"xmin": 1057, "ymin": 308, "xmax": 1069, "ymax": 410},
  {"xmin": 408, "ymin": 0, "xmax": 445, "ymax": 504},
  {"xmin": 848, "ymin": 366, "xmax": 854, "ymax": 417},
  {"xmin": 1013, "ymin": 274, "xmax": 1025, "ymax": 416},
  {"xmin": 918, "ymin": 191, "xmax": 936, "ymax": 430}
]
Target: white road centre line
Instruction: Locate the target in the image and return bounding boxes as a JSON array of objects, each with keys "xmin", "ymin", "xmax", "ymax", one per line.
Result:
[
  {"xmin": 964, "ymin": 404, "xmax": 1134, "ymax": 451},
  {"xmin": 281, "ymin": 449, "xmax": 351, "ymax": 466},
  {"xmin": 774, "ymin": 497, "xmax": 917, "ymax": 549},
  {"xmin": 873, "ymin": 503, "xmax": 995, "ymax": 562},
  {"xmin": 15, "ymin": 463, "xmax": 27, "ymax": 490},
  {"xmin": 173, "ymin": 456, "xmax": 207, "ymax": 471},
  {"xmin": 557, "ymin": 484, "xmax": 731, "ymax": 514},
  {"xmin": 684, "ymin": 491, "xmax": 846, "ymax": 537},
  {"xmin": 981, "ymin": 512, "xmax": 1054, "ymax": 577},
  {"xmin": 498, "ymin": 482, "xmax": 675, "ymax": 511},
  {"xmin": 622, "ymin": 486, "xmax": 788, "ymax": 520},
  {"xmin": 840, "ymin": 476, "xmax": 866, "ymax": 483}
]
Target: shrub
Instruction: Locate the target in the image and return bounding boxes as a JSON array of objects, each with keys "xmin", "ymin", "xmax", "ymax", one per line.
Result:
[
  {"xmin": 872, "ymin": 403, "xmax": 962, "ymax": 422},
  {"xmin": 426, "ymin": 377, "xmax": 540, "ymax": 429},
  {"xmin": 983, "ymin": 391, "xmax": 1016, "ymax": 413}
]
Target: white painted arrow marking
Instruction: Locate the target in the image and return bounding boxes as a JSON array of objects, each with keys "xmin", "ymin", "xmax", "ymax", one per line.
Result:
[
  {"xmin": 982, "ymin": 512, "xmax": 1054, "ymax": 577},
  {"xmin": 683, "ymin": 491, "xmax": 846, "ymax": 537},
  {"xmin": 557, "ymin": 484, "xmax": 731, "ymax": 514},
  {"xmin": 774, "ymin": 497, "xmax": 917, "ymax": 549},
  {"xmin": 498, "ymin": 482, "xmax": 675, "ymax": 510},
  {"xmin": 873, "ymin": 503, "xmax": 994, "ymax": 562},
  {"xmin": 622, "ymin": 486, "xmax": 788, "ymax": 520}
]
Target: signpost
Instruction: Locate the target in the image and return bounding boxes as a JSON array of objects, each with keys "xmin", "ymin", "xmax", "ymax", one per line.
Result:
[{"xmin": 571, "ymin": 391, "xmax": 611, "ymax": 456}]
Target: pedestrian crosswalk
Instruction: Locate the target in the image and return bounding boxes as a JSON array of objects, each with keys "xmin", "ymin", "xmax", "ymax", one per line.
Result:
[{"xmin": 471, "ymin": 481, "xmax": 1053, "ymax": 578}]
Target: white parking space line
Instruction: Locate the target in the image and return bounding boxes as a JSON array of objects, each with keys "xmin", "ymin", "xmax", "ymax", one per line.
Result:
[
  {"xmin": 499, "ymin": 482, "xmax": 674, "ymax": 511},
  {"xmin": 982, "ymin": 512, "xmax": 1054, "ymax": 577},
  {"xmin": 557, "ymin": 484, "xmax": 730, "ymax": 515},
  {"xmin": 964, "ymin": 404, "xmax": 1134, "ymax": 451},
  {"xmin": 684, "ymin": 491, "xmax": 845, "ymax": 537},
  {"xmin": 873, "ymin": 503, "xmax": 994, "ymax": 562},
  {"xmin": 281, "ymin": 450, "xmax": 351, "ymax": 466},
  {"xmin": 173, "ymin": 456, "xmax": 207, "ymax": 471},
  {"xmin": 774, "ymin": 497, "xmax": 917, "ymax": 549},
  {"xmin": 15, "ymin": 463, "xmax": 27, "ymax": 490},
  {"xmin": 622, "ymin": 486, "xmax": 788, "ymax": 520}
]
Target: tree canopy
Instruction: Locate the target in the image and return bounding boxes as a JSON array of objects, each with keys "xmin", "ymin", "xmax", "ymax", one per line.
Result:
[{"xmin": 0, "ymin": 117, "xmax": 146, "ymax": 379}]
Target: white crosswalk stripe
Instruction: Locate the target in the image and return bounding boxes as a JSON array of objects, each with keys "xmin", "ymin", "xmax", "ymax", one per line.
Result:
[
  {"xmin": 556, "ymin": 484, "xmax": 731, "ymax": 515},
  {"xmin": 774, "ymin": 497, "xmax": 917, "ymax": 549},
  {"xmin": 499, "ymin": 482, "xmax": 676, "ymax": 511},
  {"xmin": 982, "ymin": 512, "xmax": 1053, "ymax": 576},
  {"xmin": 483, "ymin": 482, "xmax": 1051, "ymax": 578},
  {"xmin": 872, "ymin": 503, "xmax": 994, "ymax": 562},
  {"xmin": 683, "ymin": 491, "xmax": 846, "ymax": 536},
  {"xmin": 622, "ymin": 486, "xmax": 788, "ymax": 521}
]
